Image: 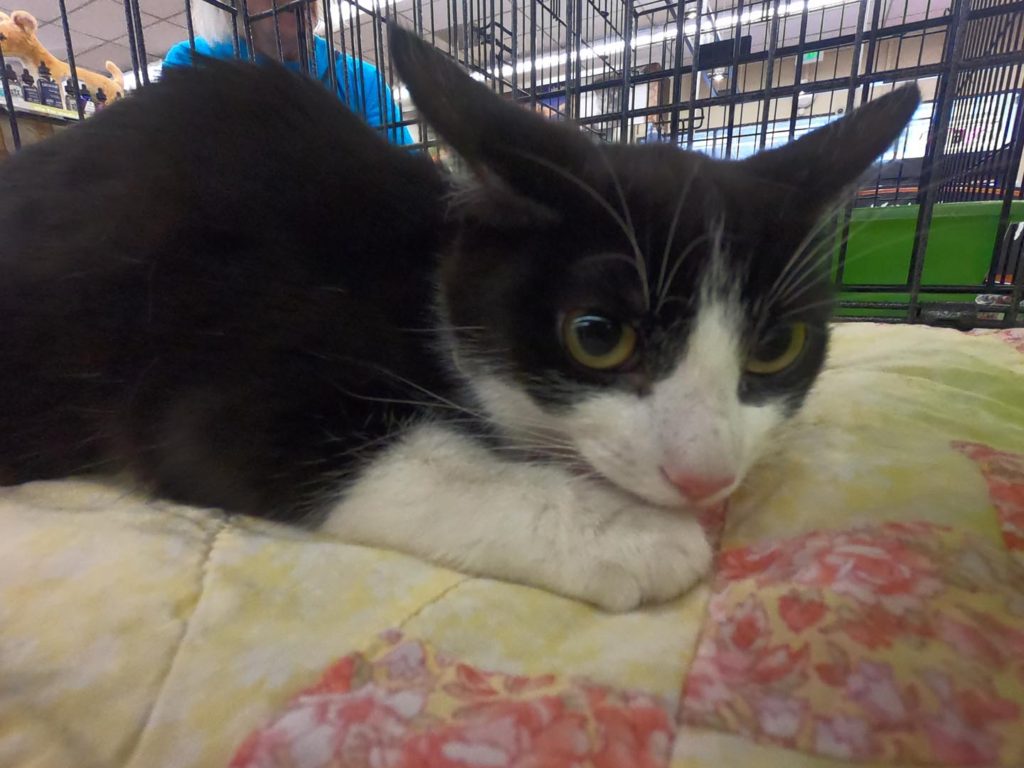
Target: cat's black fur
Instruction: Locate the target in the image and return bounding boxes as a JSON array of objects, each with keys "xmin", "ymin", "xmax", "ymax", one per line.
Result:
[
  {"xmin": 0, "ymin": 26, "xmax": 919, "ymax": 522},
  {"xmin": 0, "ymin": 51, "xmax": 451, "ymax": 518}
]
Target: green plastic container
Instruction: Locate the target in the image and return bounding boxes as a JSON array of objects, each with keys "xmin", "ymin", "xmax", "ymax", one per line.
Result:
[{"xmin": 832, "ymin": 200, "xmax": 1024, "ymax": 319}]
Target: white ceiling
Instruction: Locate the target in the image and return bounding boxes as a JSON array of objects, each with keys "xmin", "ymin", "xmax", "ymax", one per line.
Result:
[{"xmin": 4, "ymin": 0, "xmax": 189, "ymax": 72}]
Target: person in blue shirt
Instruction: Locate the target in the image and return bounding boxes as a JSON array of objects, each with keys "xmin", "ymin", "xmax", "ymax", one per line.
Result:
[{"xmin": 163, "ymin": 0, "xmax": 414, "ymax": 146}]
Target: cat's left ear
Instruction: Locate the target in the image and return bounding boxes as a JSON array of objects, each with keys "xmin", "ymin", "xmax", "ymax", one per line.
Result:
[
  {"xmin": 741, "ymin": 86, "xmax": 920, "ymax": 210},
  {"xmin": 388, "ymin": 22, "xmax": 601, "ymax": 206}
]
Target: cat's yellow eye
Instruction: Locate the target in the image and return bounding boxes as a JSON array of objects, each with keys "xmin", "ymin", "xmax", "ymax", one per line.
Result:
[
  {"xmin": 562, "ymin": 311, "xmax": 637, "ymax": 371},
  {"xmin": 746, "ymin": 322, "xmax": 808, "ymax": 375}
]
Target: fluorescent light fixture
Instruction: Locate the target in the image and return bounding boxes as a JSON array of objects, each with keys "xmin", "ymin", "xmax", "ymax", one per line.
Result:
[
  {"xmin": 320, "ymin": 0, "xmax": 850, "ymax": 77},
  {"xmin": 479, "ymin": 0, "xmax": 850, "ymax": 78}
]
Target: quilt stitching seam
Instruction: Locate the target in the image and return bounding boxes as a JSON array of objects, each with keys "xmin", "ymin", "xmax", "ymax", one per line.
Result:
[
  {"xmin": 396, "ymin": 576, "xmax": 472, "ymax": 634},
  {"xmin": 117, "ymin": 513, "xmax": 230, "ymax": 767},
  {"xmin": 329, "ymin": 576, "xmax": 471, "ymax": 694},
  {"xmin": 670, "ymin": 553, "xmax": 726, "ymax": 764}
]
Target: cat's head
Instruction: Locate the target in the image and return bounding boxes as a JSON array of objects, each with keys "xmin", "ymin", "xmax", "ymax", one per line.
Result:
[{"xmin": 391, "ymin": 25, "xmax": 918, "ymax": 510}]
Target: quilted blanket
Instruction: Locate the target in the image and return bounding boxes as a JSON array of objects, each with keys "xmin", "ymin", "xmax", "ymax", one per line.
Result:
[{"xmin": 1, "ymin": 323, "xmax": 1022, "ymax": 768}]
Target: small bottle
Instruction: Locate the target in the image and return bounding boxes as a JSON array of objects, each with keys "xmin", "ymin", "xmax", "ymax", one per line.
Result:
[
  {"xmin": 63, "ymin": 79, "xmax": 78, "ymax": 111},
  {"xmin": 19, "ymin": 66, "xmax": 40, "ymax": 104},
  {"xmin": 3, "ymin": 64, "xmax": 22, "ymax": 103},
  {"xmin": 77, "ymin": 82, "xmax": 94, "ymax": 115},
  {"xmin": 37, "ymin": 61, "xmax": 62, "ymax": 108}
]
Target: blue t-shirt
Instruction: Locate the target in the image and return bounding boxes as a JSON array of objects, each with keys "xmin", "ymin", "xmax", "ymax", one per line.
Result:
[{"xmin": 163, "ymin": 36, "xmax": 414, "ymax": 146}]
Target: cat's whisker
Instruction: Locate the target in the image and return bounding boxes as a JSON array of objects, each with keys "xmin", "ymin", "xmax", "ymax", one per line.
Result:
[
  {"xmin": 319, "ymin": 432, "xmax": 414, "ymax": 463},
  {"xmin": 778, "ymin": 296, "xmax": 840, "ymax": 318},
  {"xmin": 487, "ymin": 445, "xmax": 582, "ymax": 460},
  {"xmin": 656, "ymin": 169, "xmax": 697, "ymax": 305},
  {"xmin": 579, "ymin": 252, "xmax": 647, "ymax": 274},
  {"xmin": 770, "ymin": 193, "xmax": 879, "ymax": 294},
  {"xmin": 441, "ymin": 380, "xmax": 582, "ymax": 444},
  {"xmin": 767, "ymin": 154, "xmax": 992, "ymax": 316},
  {"xmin": 770, "ymin": 242, "xmax": 842, "ymax": 308},
  {"xmin": 329, "ymin": 377, "xmax": 574, "ymax": 448},
  {"xmin": 774, "ymin": 274, "xmax": 830, "ymax": 312},
  {"xmin": 765, "ymin": 202, "xmax": 851, "ymax": 307},
  {"xmin": 767, "ymin": 241, "xmax": 828, "ymax": 310},
  {"xmin": 490, "ymin": 426, "xmax": 580, "ymax": 451},
  {"xmin": 507, "ymin": 147, "xmax": 648, "ymax": 301},
  {"xmin": 769, "ymin": 202, "xmax": 932, "ymax": 316},
  {"xmin": 326, "ymin": 389, "xmax": 474, "ymax": 419},
  {"xmin": 298, "ymin": 352, "xmax": 489, "ymax": 428},
  {"xmin": 595, "ymin": 145, "xmax": 651, "ymax": 310},
  {"xmin": 773, "ymin": 247, "xmax": 849, "ymax": 308},
  {"xmin": 708, "ymin": 217, "xmax": 730, "ymax": 298},
  {"xmin": 774, "ymin": 223, "xmax": 922, "ymax": 310},
  {"xmin": 655, "ymin": 232, "xmax": 712, "ymax": 313}
]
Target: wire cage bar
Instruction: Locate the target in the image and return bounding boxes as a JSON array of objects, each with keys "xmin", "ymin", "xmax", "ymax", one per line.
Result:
[{"xmin": 0, "ymin": 0, "xmax": 1022, "ymax": 326}]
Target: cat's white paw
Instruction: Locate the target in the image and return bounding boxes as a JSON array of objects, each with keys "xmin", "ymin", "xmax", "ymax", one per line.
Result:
[
  {"xmin": 548, "ymin": 481, "xmax": 714, "ymax": 612},
  {"xmin": 323, "ymin": 424, "xmax": 714, "ymax": 613}
]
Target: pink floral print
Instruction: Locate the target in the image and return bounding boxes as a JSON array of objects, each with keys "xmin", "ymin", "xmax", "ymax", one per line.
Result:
[
  {"xmin": 813, "ymin": 713, "xmax": 876, "ymax": 760},
  {"xmin": 231, "ymin": 634, "xmax": 674, "ymax": 768},
  {"xmin": 682, "ymin": 522, "xmax": 1024, "ymax": 765},
  {"xmin": 954, "ymin": 441, "xmax": 1024, "ymax": 552}
]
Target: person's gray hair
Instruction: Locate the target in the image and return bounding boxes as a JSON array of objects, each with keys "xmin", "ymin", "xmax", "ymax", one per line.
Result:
[{"xmin": 191, "ymin": 0, "xmax": 326, "ymax": 42}]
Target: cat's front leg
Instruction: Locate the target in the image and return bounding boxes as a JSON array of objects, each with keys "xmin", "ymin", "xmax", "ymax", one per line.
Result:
[{"xmin": 320, "ymin": 423, "xmax": 713, "ymax": 611}]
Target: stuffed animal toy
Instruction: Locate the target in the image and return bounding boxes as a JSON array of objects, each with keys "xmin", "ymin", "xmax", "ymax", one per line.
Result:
[{"xmin": 0, "ymin": 10, "xmax": 124, "ymax": 102}]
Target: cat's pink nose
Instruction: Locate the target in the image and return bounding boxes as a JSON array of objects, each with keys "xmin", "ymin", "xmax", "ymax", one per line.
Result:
[{"xmin": 661, "ymin": 469, "xmax": 735, "ymax": 502}]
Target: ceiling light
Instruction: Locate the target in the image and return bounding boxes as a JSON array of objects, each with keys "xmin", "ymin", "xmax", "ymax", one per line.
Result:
[{"xmin": 483, "ymin": 0, "xmax": 850, "ymax": 79}]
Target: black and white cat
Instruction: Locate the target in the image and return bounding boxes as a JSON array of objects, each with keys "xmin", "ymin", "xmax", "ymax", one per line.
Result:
[{"xmin": 0, "ymin": 26, "xmax": 918, "ymax": 610}]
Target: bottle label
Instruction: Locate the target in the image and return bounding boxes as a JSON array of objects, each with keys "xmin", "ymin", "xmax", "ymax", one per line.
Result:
[{"xmin": 40, "ymin": 80, "xmax": 62, "ymax": 108}]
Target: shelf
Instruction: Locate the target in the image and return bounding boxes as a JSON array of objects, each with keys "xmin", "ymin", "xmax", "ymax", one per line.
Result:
[{"xmin": 0, "ymin": 98, "xmax": 81, "ymax": 124}]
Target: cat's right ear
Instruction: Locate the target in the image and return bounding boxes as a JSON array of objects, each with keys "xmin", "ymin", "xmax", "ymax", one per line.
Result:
[
  {"xmin": 388, "ymin": 23, "xmax": 598, "ymax": 204},
  {"xmin": 739, "ymin": 85, "xmax": 920, "ymax": 213}
]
